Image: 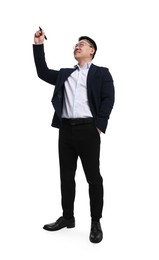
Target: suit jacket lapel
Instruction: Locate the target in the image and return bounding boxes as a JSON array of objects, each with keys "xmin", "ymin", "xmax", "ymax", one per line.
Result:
[
  {"xmin": 87, "ymin": 64, "xmax": 98, "ymax": 98},
  {"xmin": 52, "ymin": 68, "xmax": 76, "ymax": 118},
  {"xmin": 54, "ymin": 68, "xmax": 76, "ymax": 96}
]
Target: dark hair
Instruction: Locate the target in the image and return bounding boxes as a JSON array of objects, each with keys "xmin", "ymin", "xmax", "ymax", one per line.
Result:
[{"xmin": 78, "ymin": 36, "xmax": 97, "ymax": 59}]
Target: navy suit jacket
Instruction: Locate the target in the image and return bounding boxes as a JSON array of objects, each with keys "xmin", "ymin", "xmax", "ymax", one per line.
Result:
[{"xmin": 33, "ymin": 44, "xmax": 115, "ymax": 133}]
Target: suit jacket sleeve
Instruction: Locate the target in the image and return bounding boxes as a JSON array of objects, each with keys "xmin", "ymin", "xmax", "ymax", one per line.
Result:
[
  {"xmin": 96, "ymin": 68, "xmax": 115, "ymax": 133},
  {"xmin": 33, "ymin": 44, "xmax": 59, "ymax": 85}
]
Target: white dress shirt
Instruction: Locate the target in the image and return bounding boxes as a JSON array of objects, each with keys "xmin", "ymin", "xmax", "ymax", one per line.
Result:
[{"xmin": 62, "ymin": 62, "xmax": 93, "ymax": 118}]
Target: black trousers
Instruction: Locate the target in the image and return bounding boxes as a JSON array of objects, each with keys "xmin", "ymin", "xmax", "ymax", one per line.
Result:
[{"xmin": 58, "ymin": 119, "xmax": 103, "ymax": 221}]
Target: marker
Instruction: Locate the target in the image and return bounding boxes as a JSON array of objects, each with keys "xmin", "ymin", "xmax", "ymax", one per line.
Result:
[{"xmin": 39, "ymin": 26, "xmax": 47, "ymax": 40}]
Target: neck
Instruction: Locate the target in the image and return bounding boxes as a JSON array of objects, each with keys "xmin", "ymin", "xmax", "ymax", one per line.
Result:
[{"xmin": 77, "ymin": 58, "xmax": 92, "ymax": 68}]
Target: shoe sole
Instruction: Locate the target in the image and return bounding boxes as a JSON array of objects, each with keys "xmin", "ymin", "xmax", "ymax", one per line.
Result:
[{"xmin": 43, "ymin": 222, "xmax": 75, "ymax": 231}]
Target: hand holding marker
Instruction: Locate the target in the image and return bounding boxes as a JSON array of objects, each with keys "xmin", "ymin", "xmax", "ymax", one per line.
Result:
[{"xmin": 39, "ymin": 26, "xmax": 47, "ymax": 40}]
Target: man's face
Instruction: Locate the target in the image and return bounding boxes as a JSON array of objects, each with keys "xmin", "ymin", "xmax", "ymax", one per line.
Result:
[{"xmin": 73, "ymin": 40, "xmax": 95, "ymax": 61}]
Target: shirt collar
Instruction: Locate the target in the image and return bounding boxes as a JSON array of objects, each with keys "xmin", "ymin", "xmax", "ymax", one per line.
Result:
[{"xmin": 74, "ymin": 62, "xmax": 92, "ymax": 70}]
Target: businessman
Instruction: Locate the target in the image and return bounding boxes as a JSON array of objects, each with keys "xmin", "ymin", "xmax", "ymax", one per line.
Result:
[{"xmin": 33, "ymin": 28, "xmax": 115, "ymax": 243}]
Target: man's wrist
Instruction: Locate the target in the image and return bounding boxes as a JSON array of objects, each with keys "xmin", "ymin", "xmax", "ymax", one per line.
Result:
[{"xmin": 97, "ymin": 128, "xmax": 101, "ymax": 134}]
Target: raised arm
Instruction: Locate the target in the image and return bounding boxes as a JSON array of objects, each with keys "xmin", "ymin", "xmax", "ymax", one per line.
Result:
[{"xmin": 33, "ymin": 28, "xmax": 59, "ymax": 85}]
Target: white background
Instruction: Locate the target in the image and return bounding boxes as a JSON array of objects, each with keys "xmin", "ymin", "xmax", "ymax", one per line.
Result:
[{"xmin": 0, "ymin": 0, "xmax": 159, "ymax": 259}]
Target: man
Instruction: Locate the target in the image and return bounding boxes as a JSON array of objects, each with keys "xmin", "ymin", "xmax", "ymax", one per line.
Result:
[{"xmin": 33, "ymin": 28, "xmax": 115, "ymax": 243}]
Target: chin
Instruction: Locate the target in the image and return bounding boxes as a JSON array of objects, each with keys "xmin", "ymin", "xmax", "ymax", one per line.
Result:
[{"xmin": 74, "ymin": 54, "xmax": 80, "ymax": 60}]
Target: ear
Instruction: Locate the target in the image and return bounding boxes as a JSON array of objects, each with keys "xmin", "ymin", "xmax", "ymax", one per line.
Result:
[{"xmin": 90, "ymin": 47, "xmax": 95, "ymax": 57}]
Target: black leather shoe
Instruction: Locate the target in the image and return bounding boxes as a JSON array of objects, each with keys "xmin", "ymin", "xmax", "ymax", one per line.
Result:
[
  {"xmin": 43, "ymin": 216, "xmax": 75, "ymax": 231},
  {"xmin": 89, "ymin": 221, "xmax": 103, "ymax": 243}
]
